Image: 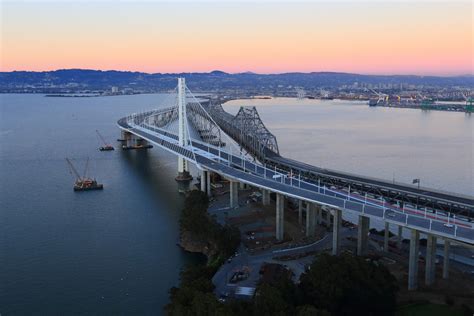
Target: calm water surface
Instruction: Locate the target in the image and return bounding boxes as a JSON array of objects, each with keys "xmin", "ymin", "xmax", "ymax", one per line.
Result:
[
  {"xmin": 0, "ymin": 94, "xmax": 203, "ymax": 315},
  {"xmin": 225, "ymin": 98, "xmax": 473, "ymax": 196}
]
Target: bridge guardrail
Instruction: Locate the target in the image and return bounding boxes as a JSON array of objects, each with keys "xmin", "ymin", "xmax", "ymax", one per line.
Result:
[{"xmin": 121, "ymin": 111, "xmax": 473, "ymax": 243}]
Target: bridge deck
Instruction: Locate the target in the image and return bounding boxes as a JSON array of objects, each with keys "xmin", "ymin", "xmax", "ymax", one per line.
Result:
[
  {"xmin": 208, "ymin": 103, "xmax": 473, "ymax": 218},
  {"xmin": 118, "ymin": 116, "xmax": 473, "ymax": 245},
  {"xmin": 269, "ymin": 155, "xmax": 474, "ymax": 208}
]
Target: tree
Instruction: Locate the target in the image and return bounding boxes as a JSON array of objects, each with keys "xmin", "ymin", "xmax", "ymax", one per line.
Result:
[
  {"xmin": 296, "ymin": 305, "xmax": 330, "ymax": 316},
  {"xmin": 180, "ymin": 191, "xmax": 211, "ymax": 237},
  {"xmin": 254, "ymin": 283, "xmax": 291, "ymax": 316},
  {"xmin": 299, "ymin": 253, "xmax": 399, "ymax": 316}
]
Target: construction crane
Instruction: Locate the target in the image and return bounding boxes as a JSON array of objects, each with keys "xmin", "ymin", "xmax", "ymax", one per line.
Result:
[
  {"xmin": 96, "ymin": 130, "xmax": 114, "ymax": 151},
  {"xmin": 66, "ymin": 158, "xmax": 83, "ymax": 182},
  {"xmin": 82, "ymin": 156, "xmax": 89, "ymax": 180},
  {"xmin": 65, "ymin": 158, "xmax": 103, "ymax": 191}
]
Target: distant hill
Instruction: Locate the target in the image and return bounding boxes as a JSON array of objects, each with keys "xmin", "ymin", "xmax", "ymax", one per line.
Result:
[{"xmin": 0, "ymin": 69, "xmax": 472, "ymax": 93}]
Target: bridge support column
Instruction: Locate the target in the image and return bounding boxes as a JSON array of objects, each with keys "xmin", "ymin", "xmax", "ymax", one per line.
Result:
[
  {"xmin": 306, "ymin": 203, "xmax": 317, "ymax": 237},
  {"xmin": 384, "ymin": 222, "xmax": 390, "ymax": 252},
  {"xmin": 206, "ymin": 171, "xmax": 211, "ymax": 197},
  {"xmin": 443, "ymin": 239, "xmax": 450, "ymax": 279},
  {"xmin": 332, "ymin": 209, "xmax": 341, "ymax": 255},
  {"xmin": 239, "ymin": 182, "xmax": 249, "ymax": 190},
  {"xmin": 325, "ymin": 209, "xmax": 331, "ymax": 227},
  {"xmin": 397, "ymin": 225, "xmax": 403, "ymax": 249},
  {"xmin": 121, "ymin": 130, "xmax": 129, "ymax": 146},
  {"xmin": 316, "ymin": 206, "xmax": 322, "ymax": 225},
  {"xmin": 298, "ymin": 200, "xmax": 304, "ymax": 225},
  {"xmin": 200, "ymin": 170, "xmax": 207, "ymax": 194},
  {"xmin": 262, "ymin": 189, "xmax": 270, "ymax": 206},
  {"xmin": 230, "ymin": 181, "xmax": 238, "ymax": 208},
  {"xmin": 408, "ymin": 229, "xmax": 420, "ymax": 291},
  {"xmin": 276, "ymin": 194, "xmax": 285, "ymax": 241},
  {"xmin": 176, "ymin": 157, "xmax": 192, "ymax": 182},
  {"xmin": 357, "ymin": 215, "xmax": 370, "ymax": 256},
  {"xmin": 425, "ymin": 234, "xmax": 437, "ymax": 286}
]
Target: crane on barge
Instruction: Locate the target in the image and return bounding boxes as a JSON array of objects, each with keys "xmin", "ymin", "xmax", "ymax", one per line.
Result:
[
  {"xmin": 96, "ymin": 130, "xmax": 114, "ymax": 151},
  {"xmin": 66, "ymin": 157, "xmax": 103, "ymax": 191}
]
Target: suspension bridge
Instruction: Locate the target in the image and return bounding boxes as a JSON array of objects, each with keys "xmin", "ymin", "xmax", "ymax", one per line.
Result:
[{"xmin": 118, "ymin": 78, "xmax": 473, "ymax": 290}]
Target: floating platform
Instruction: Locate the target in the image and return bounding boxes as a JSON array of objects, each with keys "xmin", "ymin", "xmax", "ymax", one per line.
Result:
[
  {"xmin": 175, "ymin": 171, "xmax": 193, "ymax": 182},
  {"xmin": 122, "ymin": 144, "xmax": 153, "ymax": 150},
  {"xmin": 73, "ymin": 180, "xmax": 103, "ymax": 191},
  {"xmin": 99, "ymin": 146, "xmax": 114, "ymax": 151}
]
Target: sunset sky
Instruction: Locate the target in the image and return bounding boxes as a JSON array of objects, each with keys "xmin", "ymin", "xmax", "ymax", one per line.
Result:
[{"xmin": 1, "ymin": 0, "xmax": 472, "ymax": 75}]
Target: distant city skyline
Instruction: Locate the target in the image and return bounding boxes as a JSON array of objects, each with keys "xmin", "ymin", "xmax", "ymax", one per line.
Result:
[{"xmin": 1, "ymin": 1, "xmax": 472, "ymax": 76}]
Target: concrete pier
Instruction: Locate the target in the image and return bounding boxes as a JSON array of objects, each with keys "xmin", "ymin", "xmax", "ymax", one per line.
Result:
[
  {"xmin": 121, "ymin": 130, "xmax": 131, "ymax": 146},
  {"xmin": 206, "ymin": 171, "xmax": 211, "ymax": 197},
  {"xmin": 332, "ymin": 209, "xmax": 341, "ymax": 255},
  {"xmin": 316, "ymin": 206, "xmax": 322, "ymax": 225},
  {"xmin": 408, "ymin": 229, "xmax": 420, "ymax": 290},
  {"xmin": 176, "ymin": 157, "xmax": 193, "ymax": 182},
  {"xmin": 306, "ymin": 203, "xmax": 317, "ymax": 237},
  {"xmin": 325, "ymin": 209, "xmax": 331, "ymax": 226},
  {"xmin": 398, "ymin": 225, "xmax": 403, "ymax": 249},
  {"xmin": 357, "ymin": 215, "xmax": 369, "ymax": 256},
  {"xmin": 276, "ymin": 194, "xmax": 285, "ymax": 241},
  {"xmin": 443, "ymin": 239, "xmax": 450, "ymax": 279},
  {"xmin": 230, "ymin": 181, "xmax": 238, "ymax": 208},
  {"xmin": 298, "ymin": 200, "xmax": 304, "ymax": 225},
  {"xmin": 384, "ymin": 222, "xmax": 390, "ymax": 252},
  {"xmin": 425, "ymin": 234, "xmax": 437, "ymax": 285},
  {"xmin": 239, "ymin": 182, "xmax": 249, "ymax": 190},
  {"xmin": 262, "ymin": 189, "xmax": 270, "ymax": 206},
  {"xmin": 200, "ymin": 170, "xmax": 207, "ymax": 194}
]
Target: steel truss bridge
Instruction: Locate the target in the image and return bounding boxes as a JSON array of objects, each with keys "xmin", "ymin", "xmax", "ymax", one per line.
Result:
[{"xmin": 117, "ymin": 79, "xmax": 473, "ymax": 246}]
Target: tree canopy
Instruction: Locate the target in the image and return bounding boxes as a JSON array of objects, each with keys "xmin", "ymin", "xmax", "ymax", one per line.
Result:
[{"xmin": 299, "ymin": 253, "xmax": 399, "ymax": 316}]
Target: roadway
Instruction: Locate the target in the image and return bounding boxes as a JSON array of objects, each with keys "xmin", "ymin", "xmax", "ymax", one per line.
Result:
[
  {"xmin": 207, "ymin": 103, "xmax": 473, "ymax": 217},
  {"xmin": 117, "ymin": 113, "xmax": 474, "ymax": 245},
  {"xmin": 269, "ymin": 155, "xmax": 474, "ymax": 211}
]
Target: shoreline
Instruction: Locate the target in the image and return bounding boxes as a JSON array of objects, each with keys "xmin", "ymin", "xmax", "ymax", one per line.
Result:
[{"xmin": 219, "ymin": 96, "xmax": 470, "ymax": 113}]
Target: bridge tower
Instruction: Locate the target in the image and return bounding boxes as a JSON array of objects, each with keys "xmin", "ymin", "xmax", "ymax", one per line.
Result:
[{"xmin": 175, "ymin": 77, "xmax": 193, "ymax": 182}]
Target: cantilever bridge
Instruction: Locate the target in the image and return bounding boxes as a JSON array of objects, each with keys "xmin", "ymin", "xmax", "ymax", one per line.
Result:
[{"xmin": 118, "ymin": 78, "xmax": 473, "ymax": 290}]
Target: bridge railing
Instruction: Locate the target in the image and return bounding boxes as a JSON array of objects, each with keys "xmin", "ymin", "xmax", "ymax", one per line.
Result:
[
  {"xmin": 125, "ymin": 111, "xmax": 473, "ymax": 240},
  {"xmin": 224, "ymin": 152, "xmax": 472, "ymax": 231}
]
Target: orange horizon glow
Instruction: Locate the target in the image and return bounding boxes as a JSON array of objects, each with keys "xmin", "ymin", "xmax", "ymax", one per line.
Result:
[{"xmin": 1, "ymin": 1, "xmax": 472, "ymax": 76}]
